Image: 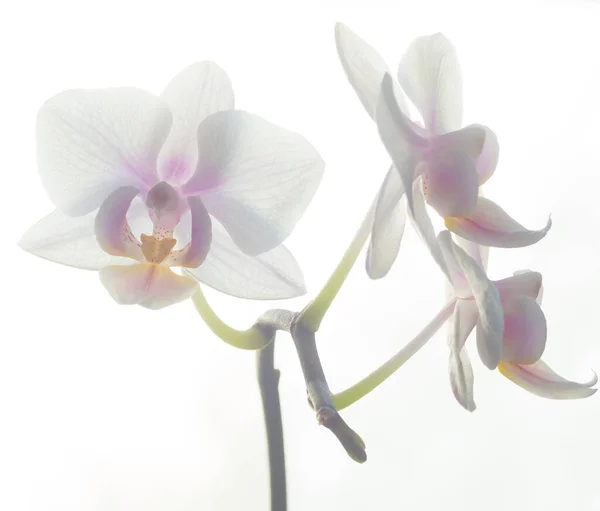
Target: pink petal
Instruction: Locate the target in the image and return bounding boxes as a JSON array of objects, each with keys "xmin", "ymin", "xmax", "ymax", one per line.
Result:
[
  {"xmin": 99, "ymin": 263, "xmax": 198, "ymax": 309},
  {"xmin": 501, "ymin": 296, "xmax": 547, "ymax": 364},
  {"xmin": 420, "ymin": 125, "xmax": 485, "ymax": 217},
  {"xmin": 168, "ymin": 196, "xmax": 212, "ymax": 268},
  {"xmin": 498, "ymin": 360, "xmax": 597, "ymax": 400},
  {"xmin": 445, "ymin": 197, "xmax": 552, "ymax": 248},
  {"xmin": 95, "ymin": 186, "xmax": 143, "ymax": 261},
  {"xmin": 493, "ymin": 270, "xmax": 543, "ymax": 301}
]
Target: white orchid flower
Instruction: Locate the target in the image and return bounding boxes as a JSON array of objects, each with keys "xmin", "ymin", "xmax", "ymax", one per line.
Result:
[
  {"xmin": 20, "ymin": 62, "xmax": 324, "ymax": 309},
  {"xmin": 438, "ymin": 231, "xmax": 596, "ymax": 411},
  {"xmin": 335, "ymin": 23, "xmax": 550, "ymax": 279}
]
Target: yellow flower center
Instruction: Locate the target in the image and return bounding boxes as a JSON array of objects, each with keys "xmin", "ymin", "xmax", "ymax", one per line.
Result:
[{"xmin": 140, "ymin": 234, "xmax": 177, "ymax": 264}]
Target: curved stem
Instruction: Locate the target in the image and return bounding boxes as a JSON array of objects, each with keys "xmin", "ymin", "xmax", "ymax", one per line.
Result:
[
  {"xmin": 298, "ymin": 201, "xmax": 375, "ymax": 333},
  {"xmin": 333, "ymin": 299, "xmax": 457, "ymax": 410},
  {"xmin": 257, "ymin": 342, "xmax": 287, "ymax": 511},
  {"xmin": 190, "ymin": 285, "xmax": 271, "ymax": 350}
]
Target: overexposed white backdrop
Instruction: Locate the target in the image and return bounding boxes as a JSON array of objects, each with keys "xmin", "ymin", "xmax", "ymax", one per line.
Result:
[{"xmin": 2, "ymin": 1, "xmax": 600, "ymax": 509}]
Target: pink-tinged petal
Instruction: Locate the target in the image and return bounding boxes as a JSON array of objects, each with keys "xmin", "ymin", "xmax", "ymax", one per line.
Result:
[
  {"xmin": 445, "ymin": 197, "xmax": 552, "ymax": 248},
  {"xmin": 168, "ymin": 196, "xmax": 212, "ymax": 268},
  {"xmin": 501, "ymin": 296, "xmax": 547, "ymax": 364},
  {"xmin": 37, "ymin": 88, "xmax": 171, "ymax": 215},
  {"xmin": 184, "ymin": 223, "xmax": 306, "ymax": 299},
  {"xmin": 158, "ymin": 62, "xmax": 234, "ymax": 184},
  {"xmin": 145, "ymin": 181, "xmax": 186, "ymax": 234},
  {"xmin": 366, "ymin": 165, "xmax": 407, "ymax": 279},
  {"xmin": 439, "ymin": 231, "xmax": 504, "ymax": 369},
  {"xmin": 334, "ymin": 23, "xmax": 408, "ymax": 119},
  {"xmin": 499, "ymin": 360, "xmax": 597, "ymax": 400},
  {"xmin": 431, "ymin": 124, "xmax": 486, "ymax": 159},
  {"xmin": 182, "ymin": 111, "xmax": 324, "ymax": 255},
  {"xmin": 448, "ymin": 300, "xmax": 478, "ymax": 411},
  {"xmin": 424, "ymin": 126, "xmax": 485, "ymax": 219},
  {"xmin": 94, "ymin": 186, "xmax": 143, "ymax": 261},
  {"xmin": 397, "ymin": 33, "xmax": 462, "ymax": 135},
  {"xmin": 377, "ymin": 73, "xmax": 428, "ymax": 157},
  {"xmin": 99, "ymin": 263, "xmax": 198, "ymax": 309},
  {"xmin": 475, "ymin": 125, "xmax": 499, "ymax": 185},
  {"xmin": 377, "ymin": 75, "xmax": 446, "ymax": 275},
  {"xmin": 513, "ymin": 269, "xmax": 544, "ymax": 304},
  {"xmin": 494, "ymin": 270, "xmax": 543, "ymax": 301}
]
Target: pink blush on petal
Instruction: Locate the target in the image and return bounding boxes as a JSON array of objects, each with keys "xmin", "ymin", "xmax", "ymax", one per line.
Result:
[{"xmin": 161, "ymin": 156, "xmax": 192, "ymax": 184}]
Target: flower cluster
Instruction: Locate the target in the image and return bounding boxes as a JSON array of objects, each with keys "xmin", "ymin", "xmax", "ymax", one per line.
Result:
[
  {"xmin": 20, "ymin": 24, "xmax": 595, "ymax": 419},
  {"xmin": 335, "ymin": 23, "xmax": 595, "ymax": 408}
]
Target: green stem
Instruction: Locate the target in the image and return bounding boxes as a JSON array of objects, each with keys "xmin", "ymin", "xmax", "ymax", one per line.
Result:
[
  {"xmin": 298, "ymin": 201, "xmax": 375, "ymax": 333},
  {"xmin": 332, "ymin": 299, "xmax": 457, "ymax": 410},
  {"xmin": 190, "ymin": 285, "xmax": 271, "ymax": 350}
]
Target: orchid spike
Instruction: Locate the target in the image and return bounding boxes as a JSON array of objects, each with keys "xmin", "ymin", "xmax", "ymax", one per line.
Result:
[
  {"xmin": 20, "ymin": 62, "xmax": 324, "ymax": 309},
  {"xmin": 438, "ymin": 231, "xmax": 596, "ymax": 410},
  {"xmin": 335, "ymin": 23, "xmax": 551, "ymax": 279}
]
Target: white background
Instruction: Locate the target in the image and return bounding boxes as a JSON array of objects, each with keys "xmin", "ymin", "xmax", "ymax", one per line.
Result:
[{"xmin": 2, "ymin": 1, "xmax": 600, "ymax": 510}]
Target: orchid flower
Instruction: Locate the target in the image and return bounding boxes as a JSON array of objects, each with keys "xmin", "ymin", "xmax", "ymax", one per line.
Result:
[
  {"xmin": 20, "ymin": 62, "xmax": 324, "ymax": 309},
  {"xmin": 438, "ymin": 230, "xmax": 596, "ymax": 411},
  {"xmin": 335, "ymin": 23, "xmax": 550, "ymax": 279}
]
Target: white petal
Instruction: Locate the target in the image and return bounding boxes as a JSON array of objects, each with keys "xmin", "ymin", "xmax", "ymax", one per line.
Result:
[
  {"xmin": 376, "ymin": 75, "xmax": 450, "ymax": 278},
  {"xmin": 37, "ymin": 88, "xmax": 171, "ymax": 215},
  {"xmin": 158, "ymin": 62, "xmax": 234, "ymax": 184},
  {"xmin": 366, "ymin": 165, "xmax": 407, "ymax": 279},
  {"xmin": 411, "ymin": 181, "xmax": 450, "ymax": 280},
  {"xmin": 438, "ymin": 232, "xmax": 472, "ymax": 298},
  {"xmin": 95, "ymin": 186, "xmax": 143, "ymax": 261},
  {"xmin": 376, "ymin": 74, "xmax": 428, "ymax": 174},
  {"xmin": 376, "ymin": 72, "xmax": 427, "ymax": 229},
  {"xmin": 439, "ymin": 231, "xmax": 504, "ymax": 369},
  {"xmin": 501, "ymin": 296, "xmax": 547, "ymax": 364},
  {"xmin": 183, "ymin": 110, "xmax": 324, "ymax": 255},
  {"xmin": 448, "ymin": 300, "xmax": 478, "ymax": 411},
  {"xmin": 184, "ymin": 223, "xmax": 306, "ymax": 299},
  {"xmin": 455, "ymin": 235, "xmax": 488, "ymax": 272},
  {"xmin": 397, "ymin": 33, "xmax": 462, "ymax": 134},
  {"xmin": 499, "ymin": 360, "xmax": 597, "ymax": 399},
  {"xmin": 19, "ymin": 210, "xmax": 132, "ymax": 270},
  {"xmin": 99, "ymin": 263, "xmax": 198, "ymax": 309},
  {"xmin": 445, "ymin": 197, "xmax": 552, "ymax": 248},
  {"xmin": 334, "ymin": 23, "xmax": 408, "ymax": 119}
]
